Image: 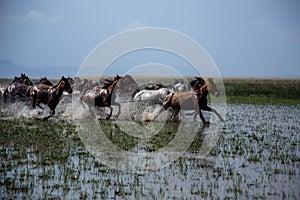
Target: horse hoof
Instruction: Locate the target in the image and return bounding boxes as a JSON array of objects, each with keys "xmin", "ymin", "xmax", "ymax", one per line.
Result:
[
  {"xmin": 202, "ymin": 121, "xmax": 210, "ymax": 127},
  {"xmin": 203, "ymin": 124, "xmax": 209, "ymax": 128}
]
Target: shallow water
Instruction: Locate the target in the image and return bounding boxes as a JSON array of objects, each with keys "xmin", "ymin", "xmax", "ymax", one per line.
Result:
[{"xmin": 0, "ymin": 104, "xmax": 299, "ymax": 199}]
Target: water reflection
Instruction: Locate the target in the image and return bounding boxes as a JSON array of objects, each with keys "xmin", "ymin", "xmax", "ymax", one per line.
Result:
[
  {"xmin": 76, "ymin": 119, "xmax": 199, "ymax": 173},
  {"xmin": 1, "ymin": 104, "xmax": 299, "ymax": 199}
]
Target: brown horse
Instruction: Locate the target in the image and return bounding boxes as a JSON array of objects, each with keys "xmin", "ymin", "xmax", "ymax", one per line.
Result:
[
  {"xmin": 161, "ymin": 78, "xmax": 224, "ymax": 125},
  {"xmin": 12, "ymin": 73, "xmax": 33, "ymax": 85},
  {"xmin": 81, "ymin": 75, "xmax": 122, "ymax": 120},
  {"xmin": 3, "ymin": 73, "xmax": 33, "ymax": 102},
  {"xmin": 29, "ymin": 76, "xmax": 73, "ymax": 120},
  {"xmin": 37, "ymin": 77, "xmax": 53, "ymax": 86},
  {"xmin": 190, "ymin": 76, "xmax": 206, "ymax": 90}
]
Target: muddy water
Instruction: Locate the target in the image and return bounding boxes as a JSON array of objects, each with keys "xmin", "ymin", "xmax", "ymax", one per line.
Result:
[{"xmin": 0, "ymin": 104, "xmax": 299, "ymax": 199}]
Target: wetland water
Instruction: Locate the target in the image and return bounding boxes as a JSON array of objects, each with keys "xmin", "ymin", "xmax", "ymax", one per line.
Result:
[{"xmin": 0, "ymin": 104, "xmax": 299, "ymax": 199}]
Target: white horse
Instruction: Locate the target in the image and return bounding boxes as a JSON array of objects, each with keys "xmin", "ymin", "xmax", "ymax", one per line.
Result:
[
  {"xmin": 174, "ymin": 82, "xmax": 190, "ymax": 92},
  {"xmin": 133, "ymin": 88, "xmax": 172, "ymax": 104},
  {"xmin": 130, "ymin": 87, "xmax": 173, "ymax": 121},
  {"xmin": 173, "ymin": 79, "xmax": 190, "ymax": 92}
]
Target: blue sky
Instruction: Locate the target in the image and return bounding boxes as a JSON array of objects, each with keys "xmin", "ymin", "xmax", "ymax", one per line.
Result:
[{"xmin": 0, "ymin": 0, "xmax": 299, "ymax": 77}]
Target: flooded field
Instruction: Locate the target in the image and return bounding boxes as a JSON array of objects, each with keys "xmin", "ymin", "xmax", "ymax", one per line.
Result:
[{"xmin": 0, "ymin": 103, "xmax": 299, "ymax": 199}]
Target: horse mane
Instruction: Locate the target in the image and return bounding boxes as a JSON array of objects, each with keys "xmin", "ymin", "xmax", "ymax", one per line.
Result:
[{"xmin": 107, "ymin": 75, "xmax": 121, "ymax": 94}]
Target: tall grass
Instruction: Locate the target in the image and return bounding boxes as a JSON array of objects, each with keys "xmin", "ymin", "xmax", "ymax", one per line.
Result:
[{"xmin": 224, "ymin": 78, "xmax": 300, "ymax": 104}]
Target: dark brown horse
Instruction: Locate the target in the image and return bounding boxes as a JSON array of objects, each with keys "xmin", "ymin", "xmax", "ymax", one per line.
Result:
[
  {"xmin": 160, "ymin": 78, "xmax": 224, "ymax": 125},
  {"xmin": 29, "ymin": 76, "xmax": 73, "ymax": 120},
  {"xmin": 3, "ymin": 73, "xmax": 33, "ymax": 102},
  {"xmin": 190, "ymin": 76, "xmax": 206, "ymax": 90},
  {"xmin": 37, "ymin": 77, "xmax": 53, "ymax": 86},
  {"xmin": 12, "ymin": 73, "xmax": 33, "ymax": 85},
  {"xmin": 81, "ymin": 75, "xmax": 122, "ymax": 120}
]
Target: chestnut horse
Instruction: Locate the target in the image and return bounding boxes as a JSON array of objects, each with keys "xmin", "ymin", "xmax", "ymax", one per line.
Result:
[
  {"xmin": 160, "ymin": 78, "xmax": 224, "ymax": 125},
  {"xmin": 29, "ymin": 76, "xmax": 73, "ymax": 120},
  {"xmin": 81, "ymin": 75, "xmax": 121, "ymax": 120}
]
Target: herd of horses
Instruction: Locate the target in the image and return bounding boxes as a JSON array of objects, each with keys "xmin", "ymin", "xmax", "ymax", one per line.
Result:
[
  {"xmin": 1, "ymin": 74, "xmax": 73, "ymax": 120},
  {"xmin": 0, "ymin": 73, "xmax": 224, "ymax": 125}
]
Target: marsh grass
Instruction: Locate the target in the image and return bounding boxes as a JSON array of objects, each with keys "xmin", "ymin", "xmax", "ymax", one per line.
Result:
[
  {"xmin": 0, "ymin": 76, "xmax": 300, "ymax": 199},
  {"xmin": 224, "ymin": 78, "xmax": 300, "ymax": 104},
  {"xmin": 0, "ymin": 104, "xmax": 299, "ymax": 199}
]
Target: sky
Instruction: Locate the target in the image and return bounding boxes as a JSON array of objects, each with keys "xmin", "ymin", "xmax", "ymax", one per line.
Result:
[{"xmin": 0, "ymin": 0, "xmax": 300, "ymax": 78}]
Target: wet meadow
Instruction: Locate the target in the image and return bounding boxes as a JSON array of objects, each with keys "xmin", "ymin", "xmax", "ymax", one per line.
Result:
[{"xmin": 0, "ymin": 78, "xmax": 299, "ymax": 199}]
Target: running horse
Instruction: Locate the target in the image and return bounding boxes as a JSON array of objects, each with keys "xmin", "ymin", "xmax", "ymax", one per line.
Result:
[
  {"xmin": 12, "ymin": 73, "xmax": 33, "ymax": 85},
  {"xmin": 37, "ymin": 77, "xmax": 53, "ymax": 86},
  {"xmin": 81, "ymin": 75, "xmax": 122, "ymax": 120},
  {"xmin": 29, "ymin": 76, "xmax": 73, "ymax": 120},
  {"xmin": 160, "ymin": 78, "xmax": 224, "ymax": 125},
  {"xmin": 3, "ymin": 73, "xmax": 33, "ymax": 102}
]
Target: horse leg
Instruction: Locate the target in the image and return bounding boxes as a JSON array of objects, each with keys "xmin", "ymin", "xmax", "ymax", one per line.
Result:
[
  {"xmin": 198, "ymin": 109, "xmax": 209, "ymax": 125},
  {"xmin": 106, "ymin": 106, "xmax": 113, "ymax": 120},
  {"xmin": 43, "ymin": 109, "xmax": 55, "ymax": 120},
  {"xmin": 36, "ymin": 102, "xmax": 44, "ymax": 110},
  {"xmin": 32, "ymin": 95, "xmax": 37, "ymax": 108},
  {"xmin": 171, "ymin": 109, "xmax": 180, "ymax": 122},
  {"xmin": 202, "ymin": 105, "xmax": 225, "ymax": 123},
  {"xmin": 3, "ymin": 89, "xmax": 8, "ymax": 103},
  {"xmin": 114, "ymin": 102, "xmax": 121, "ymax": 119}
]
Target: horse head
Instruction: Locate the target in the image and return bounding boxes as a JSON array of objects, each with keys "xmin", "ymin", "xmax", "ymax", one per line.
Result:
[
  {"xmin": 190, "ymin": 77, "xmax": 205, "ymax": 90},
  {"xmin": 39, "ymin": 77, "xmax": 53, "ymax": 86},
  {"xmin": 195, "ymin": 76, "xmax": 205, "ymax": 83},
  {"xmin": 108, "ymin": 74, "xmax": 121, "ymax": 89},
  {"xmin": 114, "ymin": 74, "xmax": 122, "ymax": 82},
  {"xmin": 67, "ymin": 76, "xmax": 74, "ymax": 84},
  {"xmin": 19, "ymin": 74, "xmax": 33, "ymax": 85},
  {"xmin": 60, "ymin": 76, "xmax": 73, "ymax": 94},
  {"xmin": 12, "ymin": 76, "xmax": 20, "ymax": 83},
  {"xmin": 101, "ymin": 79, "xmax": 112, "ymax": 89}
]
